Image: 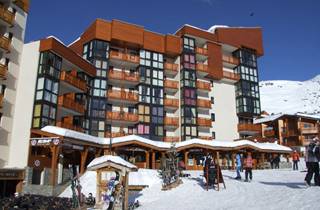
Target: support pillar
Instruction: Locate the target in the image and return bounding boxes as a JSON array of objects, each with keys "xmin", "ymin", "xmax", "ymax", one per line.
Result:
[
  {"xmin": 184, "ymin": 151, "xmax": 189, "ymax": 168},
  {"xmin": 231, "ymin": 153, "xmax": 235, "ymax": 170},
  {"xmin": 151, "ymin": 151, "xmax": 156, "ymax": 169},
  {"xmin": 50, "ymin": 145, "xmax": 59, "ymax": 186},
  {"xmin": 80, "ymin": 147, "xmax": 89, "ymax": 174},
  {"xmin": 57, "ymin": 154, "xmax": 63, "ymax": 184},
  {"xmin": 145, "ymin": 151, "xmax": 150, "ymax": 169},
  {"xmin": 216, "ymin": 151, "xmax": 220, "ymax": 165},
  {"xmin": 124, "ymin": 172, "xmax": 129, "ymax": 210}
]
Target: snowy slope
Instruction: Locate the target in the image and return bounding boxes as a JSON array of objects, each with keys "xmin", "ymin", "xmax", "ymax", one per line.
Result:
[{"xmin": 259, "ymin": 75, "xmax": 320, "ymax": 115}]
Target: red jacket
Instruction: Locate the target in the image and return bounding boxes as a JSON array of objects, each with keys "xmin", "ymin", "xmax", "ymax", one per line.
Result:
[
  {"xmin": 245, "ymin": 157, "xmax": 253, "ymax": 168},
  {"xmin": 292, "ymin": 152, "xmax": 300, "ymax": 161}
]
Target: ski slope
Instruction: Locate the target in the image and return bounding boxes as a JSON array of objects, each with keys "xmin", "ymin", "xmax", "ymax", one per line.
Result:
[{"xmin": 260, "ymin": 75, "xmax": 320, "ymax": 115}]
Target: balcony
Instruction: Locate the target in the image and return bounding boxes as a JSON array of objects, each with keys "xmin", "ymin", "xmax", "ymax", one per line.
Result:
[
  {"xmin": 0, "ymin": 93, "xmax": 3, "ymax": 108},
  {"xmin": 196, "ymin": 47, "xmax": 208, "ymax": 56},
  {"xmin": 300, "ymin": 127, "xmax": 318, "ymax": 134},
  {"xmin": 281, "ymin": 129, "xmax": 300, "ymax": 137},
  {"xmin": 222, "ymin": 71, "xmax": 240, "ymax": 82},
  {"xmin": 197, "ymin": 117, "xmax": 212, "ymax": 128},
  {"xmin": 196, "ymin": 63, "xmax": 209, "ymax": 76},
  {"xmin": 163, "ymin": 136, "xmax": 179, "ymax": 142},
  {"xmin": 264, "ymin": 129, "xmax": 276, "ymax": 137},
  {"xmin": 164, "ymin": 117, "xmax": 179, "ymax": 128},
  {"xmin": 222, "ymin": 55, "xmax": 240, "ymax": 67},
  {"xmin": 238, "ymin": 123, "xmax": 262, "ymax": 135},
  {"xmin": 109, "ymin": 50, "xmax": 139, "ymax": 68},
  {"xmin": 0, "ymin": 5, "xmax": 14, "ymax": 26},
  {"xmin": 164, "ymin": 79, "xmax": 178, "ymax": 93},
  {"xmin": 0, "ymin": 36, "xmax": 10, "ymax": 52},
  {"xmin": 107, "ymin": 89, "xmax": 138, "ymax": 105},
  {"xmin": 196, "ymin": 80, "xmax": 211, "ymax": 92},
  {"xmin": 108, "ymin": 70, "xmax": 139, "ymax": 86},
  {"xmin": 106, "ymin": 111, "xmax": 138, "ymax": 125},
  {"xmin": 199, "ymin": 136, "xmax": 213, "ymax": 141},
  {"xmin": 105, "ymin": 132, "xmax": 127, "ymax": 138},
  {"xmin": 197, "ymin": 99, "xmax": 211, "ymax": 109},
  {"xmin": 13, "ymin": 0, "xmax": 29, "ymax": 13},
  {"xmin": 0, "ymin": 63, "xmax": 8, "ymax": 80},
  {"xmin": 58, "ymin": 95, "xmax": 85, "ymax": 114},
  {"xmin": 60, "ymin": 71, "xmax": 87, "ymax": 92},
  {"xmin": 56, "ymin": 121, "xmax": 84, "ymax": 132},
  {"xmin": 164, "ymin": 98, "xmax": 179, "ymax": 110},
  {"xmin": 164, "ymin": 62, "xmax": 179, "ymax": 76}
]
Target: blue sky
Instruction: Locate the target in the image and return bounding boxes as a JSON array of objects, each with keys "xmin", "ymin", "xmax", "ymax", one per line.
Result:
[{"xmin": 25, "ymin": 0, "xmax": 320, "ymax": 81}]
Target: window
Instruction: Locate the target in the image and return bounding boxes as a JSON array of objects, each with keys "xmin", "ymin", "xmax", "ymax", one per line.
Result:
[
  {"xmin": 235, "ymin": 66, "xmax": 258, "ymax": 83},
  {"xmin": 182, "ymin": 107, "xmax": 196, "ymax": 124},
  {"xmin": 152, "ymin": 87, "xmax": 163, "ymax": 105},
  {"xmin": 152, "ymin": 69, "xmax": 163, "ymax": 86},
  {"xmin": 182, "ymin": 70, "xmax": 196, "ymax": 87},
  {"xmin": 184, "ymin": 125, "xmax": 197, "ymax": 139},
  {"xmin": 151, "ymin": 106, "xmax": 163, "ymax": 124},
  {"xmin": 139, "ymin": 85, "xmax": 151, "ymax": 103},
  {"xmin": 212, "ymin": 132, "xmax": 216, "ymax": 139},
  {"xmin": 139, "ymin": 67, "xmax": 151, "ymax": 84},
  {"xmin": 91, "ymin": 98, "xmax": 106, "ymax": 118},
  {"xmin": 140, "ymin": 50, "xmax": 163, "ymax": 69},
  {"xmin": 211, "ymin": 97, "xmax": 214, "ymax": 104},
  {"xmin": 182, "ymin": 89, "xmax": 196, "ymax": 106},
  {"xmin": 183, "ymin": 37, "xmax": 195, "ymax": 51},
  {"xmin": 38, "ymin": 52, "xmax": 62, "ymax": 79},
  {"xmin": 183, "ymin": 54, "xmax": 195, "ymax": 69},
  {"xmin": 138, "ymin": 105, "xmax": 150, "ymax": 123},
  {"xmin": 138, "ymin": 124, "xmax": 150, "ymax": 134},
  {"xmin": 83, "ymin": 40, "xmax": 109, "ymax": 61},
  {"xmin": 234, "ymin": 48, "xmax": 257, "ymax": 68},
  {"xmin": 0, "ymin": 85, "xmax": 6, "ymax": 95},
  {"xmin": 140, "ymin": 50, "xmax": 151, "ymax": 67},
  {"xmin": 211, "ymin": 113, "xmax": 215, "ymax": 121},
  {"xmin": 92, "ymin": 79, "xmax": 107, "ymax": 97}
]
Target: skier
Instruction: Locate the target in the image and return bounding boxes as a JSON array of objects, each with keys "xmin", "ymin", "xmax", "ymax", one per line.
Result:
[
  {"xmin": 292, "ymin": 150, "xmax": 300, "ymax": 171},
  {"xmin": 244, "ymin": 152, "xmax": 253, "ymax": 182},
  {"xmin": 234, "ymin": 153, "xmax": 242, "ymax": 180},
  {"xmin": 304, "ymin": 138, "xmax": 320, "ymax": 186}
]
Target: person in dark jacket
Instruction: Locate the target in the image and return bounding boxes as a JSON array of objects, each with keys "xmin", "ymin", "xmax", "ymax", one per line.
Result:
[
  {"xmin": 273, "ymin": 154, "xmax": 280, "ymax": 169},
  {"xmin": 304, "ymin": 138, "xmax": 320, "ymax": 186}
]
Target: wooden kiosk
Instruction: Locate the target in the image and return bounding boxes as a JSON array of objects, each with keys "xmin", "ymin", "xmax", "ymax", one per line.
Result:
[{"xmin": 87, "ymin": 155, "xmax": 137, "ymax": 210}]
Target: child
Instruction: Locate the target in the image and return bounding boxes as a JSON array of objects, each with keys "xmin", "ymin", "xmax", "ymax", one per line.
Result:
[{"xmin": 245, "ymin": 152, "xmax": 253, "ymax": 182}]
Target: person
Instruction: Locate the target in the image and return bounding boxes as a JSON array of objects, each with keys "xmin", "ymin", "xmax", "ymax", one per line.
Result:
[
  {"xmin": 85, "ymin": 193, "xmax": 95, "ymax": 206},
  {"xmin": 292, "ymin": 150, "xmax": 300, "ymax": 170},
  {"xmin": 244, "ymin": 152, "xmax": 253, "ymax": 182},
  {"xmin": 235, "ymin": 153, "xmax": 242, "ymax": 180},
  {"xmin": 304, "ymin": 138, "xmax": 320, "ymax": 186},
  {"xmin": 273, "ymin": 154, "xmax": 280, "ymax": 169}
]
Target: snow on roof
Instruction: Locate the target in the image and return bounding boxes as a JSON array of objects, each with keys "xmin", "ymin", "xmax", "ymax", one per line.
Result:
[
  {"xmin": 41, "ymin": 126, "xmax": 292, "ymax": 153},
  {"xmin": 87, "ymin": 155, "xmax": 137, "ymax": 171},
  {"xmin": 46, "ymin": 35, "xmax": 65, "ymax": 45},
  {"xmin": 68, "ymin": 36, "xmax": 80, "ymax": 47},
  {"xmin": 207, "ymin": 25, "xmax": 229, "ymax": 33},
  {"xmin": 254, "ymin": 112, "xmax": 320, "ymax": 124}
]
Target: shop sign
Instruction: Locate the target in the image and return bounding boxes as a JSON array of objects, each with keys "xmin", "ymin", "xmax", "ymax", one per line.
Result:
[{"xmin": 30, "ymin": 137, "xmax": 60, "ymax": 146}]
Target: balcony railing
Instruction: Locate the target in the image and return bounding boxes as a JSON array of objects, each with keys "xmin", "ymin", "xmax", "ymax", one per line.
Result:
[
  {"xmin": 60, "ymin": 71, "xmax": 87, "ymax": 92},
  {"xmin": 300, "ymin": 127, "xmax": 319, "ymax": 134},
  {"xmin": 56, "ymin": 121, "xmax": 84, "ymax": 132},
  {"xmin": 0, "ymin": 36, "xmax": 10, "ymax": 51},
  {"xmin": 107, "ymin": 89, "xmax": 138, "ymax": 102},
  {"xmin": 0, "ymin": 5, "xmax": 14, "ymax": 26},
  {"xmin": 164, "ymin": 62, "xmax": 179, "ymax": 72},
  {"xmin": 199, "ymin": 136, "xmax": 212, "ymax": 141},
  {"xmin": 106, "ymin": 111, "xmax": 139, "ymax": 122},
  {"xmin": 196, "ymin": 63, "xmax": 209, "ymax": 74},
  {"xmin": 197, "ymin": 118, "xmax": 212, "ymax": 127},
  {"xmin": 58, "ymin": 96, "xmax": 85, "ymax": 114},
  {"xmin": 163, "ymin": 136, "xmax": 180, "ymax": 142},
  {"xmin": 110, "ymin": 50, "xmax": 139, "ymax": 64},
  {"xmin": 196, "ymin": 47, "xmax": 208, "ymax": 56},
  {"xmin": 238, "ymin": 123, "xmax": 262, "ymax": 133},
  {"xmin": 105, "ymin": 132, "xmax": 127, "ymax": 138},
  {"xmin": 0, "ymin": 63, "xmax": 8, "ymax": 80},
  {"xmin": 108, "ymin": 70, "xmax": 139, "ymax": 83},
  {"xmin": 282, "ymin": 129, "xmax": 300, "ymax": 137},
  {"xmin": 196, "ymin": 80, "xmax": 211, "ymax": 91},
  {"xmin": 264, "ymin": 129, "xmax": 276, "ymax": 137},
  {"xmin": 164, "ymin": 98, "xmax": 179, "ymax": 108},
  {"xmin": 164, "ymin": 79, "xmax": 179, "ymax": 90},
  {"xmin": 223, "ymin": 71, "xmax": 240, "ymax": 81},
  {"xmin": 197, "ymin": 99, "xmax": 211, "ymax": 109},
  {"xmin": 0, "ymin": 94, "xmax": 3, "ymax": 108},
  {"xmin": 13, "ymin": 0, "xmax": 29, "ymax": 12},
  {"xmin": 164, "ymin": 117, "xmax": 179, "ymax": 127},
  {"xmin": 222, "ymin": 55, "xmax": 240, "ymax": 65}
]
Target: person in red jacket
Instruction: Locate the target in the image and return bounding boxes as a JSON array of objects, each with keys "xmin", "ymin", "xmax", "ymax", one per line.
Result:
[
  {"xmin": 244, "ymin": 152, "xmax": 253, "ymax": 182},
  {"xmin": 292, "ymin": 150, "xmax": 300, "ymax": 171}
]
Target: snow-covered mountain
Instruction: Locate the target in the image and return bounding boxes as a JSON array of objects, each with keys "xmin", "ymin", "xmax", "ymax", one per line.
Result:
[{"xmin": 259, "ymin": 75, "xmax": 320, "ymax": 115}]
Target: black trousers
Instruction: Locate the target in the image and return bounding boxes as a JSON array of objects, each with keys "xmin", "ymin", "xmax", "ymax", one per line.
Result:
[
  {"xmin": 293, "ymin": 161, "xmax": 298, "ymax": 170},
  {"xmin": 304, "ymin": 162, "xmax": 319, "ymax": 185},
  {"xmin": 245, "ymin": 168, "xmax": 252, "ymax": 180}
]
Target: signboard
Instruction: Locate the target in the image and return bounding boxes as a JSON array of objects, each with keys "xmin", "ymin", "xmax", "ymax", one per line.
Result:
[
  {"xmin": 0, "ymin": 169, "xmax": 24, "ymax": 180},
  {"xmin": 30, "ymin": 137, "xmax": 60, "ymax": 146}
]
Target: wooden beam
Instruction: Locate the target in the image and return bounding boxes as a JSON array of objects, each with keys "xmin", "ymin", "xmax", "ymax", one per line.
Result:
[
  {"xmin": 80, "ymin": 147, "xmax": 89, "ymax": 174},
  {"xmin": 151, "ymin": 151, "xmax": 156, "ymax": 169},
  {"xmin": 184, "ymin": 151, "xmax": 189, "ymax": 168},
  {"xmin": 145, "ymin": 151, "xmax": 150, "ymax": 169},
  {"xmin": 95, "ymin": 148, "xmax": 102, "ymax": 158},
  {"xmin": 50, "ymin": 145, "xmax": 59, "ymax": 186},
  {"xmin": 124, "ymin": 172, "xmax": 129, "ymax": 210},
  {"xmin": 231, "ymin": 153, "xmax": 235, "ymax": 170}
]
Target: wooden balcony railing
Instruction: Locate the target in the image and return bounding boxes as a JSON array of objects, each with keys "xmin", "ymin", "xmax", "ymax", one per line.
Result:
[
  {"xmin": 199, "ymin": 136, "xmax": 213, "ymax": 141},
  {"xmin": 164, "ymin": 79, "xmax": 179, "ymax": 89},
  {"xmin": 196, "ymin": 80, "xmax": 211, "ymax": 91},
  {"xmin": 0, "ymin": 94, "xmax": 3, "ymax": 108},
  {"xmin": 110, "ymin": 50, "xmax": 139, "ymax": 64},
  {"xmin": 164, "ymin": 98, "xmax": 179, "ymax": 108},
  {"xmin": 300, "ymin": 127, "xmax": 319, "ymax": 134},
  {"xmin": 197, "ymin": 118, "xmax": 212, "ymax": 127},
  {"xmin": 264, "ymin": 129, "xmax": 276, "ymax": 137},
  {"xmin": 196, "ymin": 47, "xmax": 208, "ymax": 56},
  {"xmin": 282, "ymin": 129, "xmax": 300, "ymax": 137},
  {"xmin": 105, "ymin": 132, "xmax": 127, "ymax": 138},
  {"xmin": 60, "ymin": 71, "xmax": 87, "ymax": 92},
  {"xmin": 106, "ymin": 111, "xmax": 139, "ymax": 122},
  {"xmin": 238, "ymin": 123, "xmax": 262, "ymax": 133},
  {"xmin": 223, "ymin": 71, "xmax": 240, "ymax": 81},
  {"xmin": 163, "ymin": 136, "xmax": 180, "ymax": 142},
  {"xmin": 0, "ymin": 63, "xmax": 8, "ymax": 80},
  {"xmin": 13, "ymin": 0, "xmax": 30, "ymax": 13},
  {"xmin": 197, "ymin": 99, "xmax": 211, "ymax": 109},
  {"xmin": 0, "ymin": 5, "xmax": 14, "ymax": 26},
  {"xmin": 108, "ymin": 70, "xmax": 139, "ymax": 83},
  {"xmin": 58, "ymin": 96, "xmax": 85, "ymax": 114},
  {"xmin": 196, "ymin": 63, "xmax": 209, "ymax": 74},
  {"xmin": 107, "ymin": 89, "xmax": 138, "ymax": 102},
  {"xmin": 164, "ymin": 62, "xmax": 179, "ymax": 72},
  {"xmin": 164, "ymin": 117, "xmax": 179, "ymax": 127},
  {"xmin": 0, "ymin": 36, "xmax": 10, "ymax": 51},
  {"xmin": 56, "ymin": 121, "xmax": 84, "ymax": 132},
  {"xmin": 222, "ymin": 55, "xmax": 240, "ymax": 65}
]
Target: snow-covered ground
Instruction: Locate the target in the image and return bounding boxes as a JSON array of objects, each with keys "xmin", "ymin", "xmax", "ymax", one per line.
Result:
[{"xmin": 259, "ymin": 74, "xmax": 320, "ymax": 115}]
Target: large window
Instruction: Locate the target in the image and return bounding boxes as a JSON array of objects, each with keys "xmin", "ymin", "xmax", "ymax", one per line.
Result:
[
  {"xmin": 138, "ymin": 124, "xmax": 150, "ymax": 135},
  {"xmin": 32, "ymin": 103, "xmax": 56, "ymax": 128},
  {"xmin": 182, "ymin": 107, "xmax": 197, "ymax": 124},
  {"xmin": 152, "ymin": 69, "xmax": 163, "ymax": 86},
  {"xmin": 234, "ymin": 48, "xmax": 257, "ymax": 68},
  {"xmin": 139, "ymin": 85, "xmax": 151, "ymax": 103},
  {"xmin": 139, "ymin": 67, "xmax": 151, "ymax": 84},
  {"xmin": 138, "ymin": 104, "xmax": 150, "ymax": 123},
  {"xmin": 140, "ymin": 50, "xmax": 163, "ymax": 69},
  {"xmin": 236, "ymin": 98, "xmax": 260, "ymax": 115},
  {"xmin": 83, "ymin": 40, "xmax": 109, "ymax": 61},
  {"xmin": 38, "ymin": 52, "xmax": 62, "ymax": 79},
  {"xmin": 183, "ymin": 54, "xmax": 195, "ymax": 70},
  {"xmin": 235, "ymin": 66, "xmax": 258, "ymax": 83},
  {"xmin": 152, "ymin": 87, "xmax": 163, "ymax": 105},
  {"xmin": 236, "ymin": 81, "xmax": 259, "ymax": 98},
  {"xmin": 93, "ymin": 79, "xmax": 107, "ymax": 97},
  {"xmin": 183, "ymin": 37, "xmax": 195, "ymax": 51},
  {"xmin": 182, "ymin": 89, "xmax": 196, "ymax": 106},
  {"xmin": 151, "ymin": 106, "xmax": 163, "ymax": 124},
  {"xmin": 90, "ymin": 98, "xmax": 106, "ymax": 118},
  {"xmin": 35, "ymin": 77, "xmax": 59, "ymax": 103},
  {"xmin": 182, "ymin": 70, "xmax": 196, "ymax": 87}
]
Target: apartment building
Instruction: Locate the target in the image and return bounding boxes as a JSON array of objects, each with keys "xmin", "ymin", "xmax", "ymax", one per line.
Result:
[
  {"xmin": 254, "ymin": 113, "xmax": 320, "ymax": 152},
  {"xmin": 0, "ymin": 0, "xmax": 29, "ymax": 198}
]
